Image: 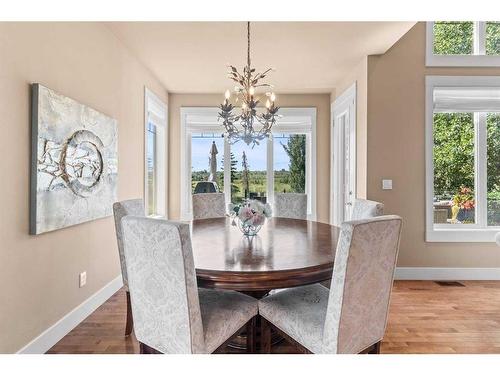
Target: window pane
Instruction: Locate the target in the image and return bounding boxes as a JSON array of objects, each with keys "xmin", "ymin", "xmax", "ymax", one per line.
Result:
[
  {"xmin": 487, "ymin": 113, "xmax": 500, "ymax": 226},
  {"xmin": 191, "ymin": 133, "xmax": 224, "ymax": 194},
  {"xmin": 433, "ymin": 22, "xmax": 474, "ymax": 55},
  {"xmin": 273, "ymin": 134, "xmax": 306, "ymax": 194},
  {"xmin": 230, "ymin": 141, "xmax": 267, "ymax": 204},
  {"xmin": 486, "ymin": 22, "xmax": 500, "ymax": 55},
  {"xmin": 146, "ymin": 122, "xmax": 156, "ymax": 215},
  {"xmin": 433, "ymin": 113, "xmax": 475, "ymax": 225}
]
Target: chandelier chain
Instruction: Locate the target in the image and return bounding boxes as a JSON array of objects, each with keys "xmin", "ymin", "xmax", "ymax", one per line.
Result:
[
  {"xmin": 219, "ymin": 21, "xmax": 279, "ymax": 147},
  {"xmin": 247, "ymin": 22, "xmax": 251, "ymax": 73}
]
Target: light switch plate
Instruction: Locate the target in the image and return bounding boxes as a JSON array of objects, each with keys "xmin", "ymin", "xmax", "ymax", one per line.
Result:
[
  {"xmin": 382, "ymin": 179, "xmax": 393, "ymax": 190},
  {"xmin": 79, "ymin": 271, "xmax": 87, "ymax": 288}
]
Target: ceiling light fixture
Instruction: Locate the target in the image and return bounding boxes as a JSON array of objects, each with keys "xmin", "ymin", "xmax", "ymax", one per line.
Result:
[{"xmin": 219, "ymin": 22, "xmax": 279, "ymax": 146}]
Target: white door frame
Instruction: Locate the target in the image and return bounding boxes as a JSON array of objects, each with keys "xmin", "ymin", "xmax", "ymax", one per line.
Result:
[{"xmin": 331, "ymin": 83, "xmax": 357, "ymax": 226}]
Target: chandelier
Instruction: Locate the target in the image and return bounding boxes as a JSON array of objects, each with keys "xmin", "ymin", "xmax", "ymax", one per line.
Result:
[{"xmin": 219, "ymin": 22, "xmax": 279, "ymax": 147}]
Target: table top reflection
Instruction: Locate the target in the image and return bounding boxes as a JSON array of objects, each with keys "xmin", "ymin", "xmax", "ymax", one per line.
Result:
[{"xmin": 191, "ymin": 217, "xmax": 340, "ymax": 291}]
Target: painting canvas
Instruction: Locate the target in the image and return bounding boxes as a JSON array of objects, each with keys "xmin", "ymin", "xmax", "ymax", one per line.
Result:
[{"xmin": 30, "ymin": 84, "xmax": 118, "ymax": 234}]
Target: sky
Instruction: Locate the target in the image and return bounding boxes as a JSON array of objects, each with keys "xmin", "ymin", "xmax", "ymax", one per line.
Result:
[{"xmin": 191, "ymin": 134, "xmax": 292, "ymax": 171}]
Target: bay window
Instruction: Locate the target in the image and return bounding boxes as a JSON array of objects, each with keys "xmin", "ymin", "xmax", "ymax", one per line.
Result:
[
  {"xmin": 426, "ymin": 76, "xmax": 500, "ymax": 242},
  {"xmin": 180, "ymin": 107, "xmax": 316, "ymax": 220}
]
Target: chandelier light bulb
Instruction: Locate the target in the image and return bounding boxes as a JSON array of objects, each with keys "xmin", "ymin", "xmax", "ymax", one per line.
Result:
[
  {"xmin": 225, "ymin": 90, "xmax": 231, "ymax": 100},
  {"xmin": 249, "ymin": 86, "xmax": 255, "ymax": 96},
  {"xmin": 270, "ymin": 93, "xmax": 276, "ymax": 102},
  {"xmin": 266, "ymin": 99, "xmax": 271, "ymax": 109}
]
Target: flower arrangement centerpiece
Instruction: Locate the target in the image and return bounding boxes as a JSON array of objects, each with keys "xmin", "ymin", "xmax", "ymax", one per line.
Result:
[
  {"xmin": 229, "ymin": 200, "xmax": 272, "ymax": 237},
  {"xmin": 451, "ymin": 186, "xmax": 475, "ymax": 223}
]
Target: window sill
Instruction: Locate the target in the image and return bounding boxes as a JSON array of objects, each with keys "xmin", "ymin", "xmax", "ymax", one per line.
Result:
[
  {"xmin": 148, "ymin": 214, "xmax": 166, "ymax": 219},
  {"xmin": 426, "ymin": 54, "xmax": 500, "ymax": 67},
  {"xmin": 426, "ymin": 228, "xmax": 500, "ymax": 243}
]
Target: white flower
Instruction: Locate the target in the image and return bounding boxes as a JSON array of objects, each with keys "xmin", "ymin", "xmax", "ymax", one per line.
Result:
[{"xmin": 249, "ymin": 200, "xmax": 265, "ymax": 215}]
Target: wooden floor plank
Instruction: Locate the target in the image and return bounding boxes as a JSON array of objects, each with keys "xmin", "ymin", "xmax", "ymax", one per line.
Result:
[{"xmin": 47, "ymin": 281, "xmax": 500, "ymax": 354}]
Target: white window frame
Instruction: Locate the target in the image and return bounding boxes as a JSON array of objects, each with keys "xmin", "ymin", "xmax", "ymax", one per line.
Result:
[
  {"xmin": 180, "ymin": 107, "xmax": 316, "ymax": 221},
  {"xmin": 426, "ymin": 21, "xmax": 500, "ymax": 67},
  {"xmin": 144, "ymin": 88, "xmax": 167, "ymax": 217},
  {"xmin": 269, "ymin": 108, "xmax": 317, "ymax": 221},
  {"xmin": 425, "ymin": 76, "xmax": 500, "ymax": 242}
]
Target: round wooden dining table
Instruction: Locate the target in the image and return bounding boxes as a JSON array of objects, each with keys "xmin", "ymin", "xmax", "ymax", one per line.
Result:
[
  {"xmin": 191, "ymin": 216, "xmax": 340, "ymax": 352},
  {"xmin": 192, "ymin": 216, "xmax": 340, "ymax": 293}
]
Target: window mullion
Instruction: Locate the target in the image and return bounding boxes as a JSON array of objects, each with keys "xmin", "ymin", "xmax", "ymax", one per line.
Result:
[
  {"xmin": 224, "ymin": 137, "xmax": 231, "ymax": 208},
  {"xmin": 267, "ymin": 135, "xmax": 274, "ymax": 207},
  {"xmin": 476, "ymin": 112, "xmax": 488, "ymax": 227},
  {"xmin": 474, "ymin": 21, "xmax": 486, "ymax": 55}
]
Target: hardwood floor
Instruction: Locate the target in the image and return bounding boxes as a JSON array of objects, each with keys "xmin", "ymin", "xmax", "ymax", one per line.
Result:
[{"xmin": 47, "ymin": 281, "xmax": 500, "ymax": 354}]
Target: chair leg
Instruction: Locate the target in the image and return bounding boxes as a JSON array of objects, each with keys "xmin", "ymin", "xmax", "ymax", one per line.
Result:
[
  {"xmin": 139, "ymin": 342, "xmax": 161, "ymax": 354},
  {"xmin": 246, "ymin": 317, "xmax": 257, "ymax": 353},
  {"xmin": 125, "ymin": 291, "xmax": 133, "ymax": 336},
  {"xmin": 260, "ymin": 318, "xmax": 272, "ymax": 354},
  {"xmin": 367, "ymin": 341, "xmax": 381, "ymax": 354}
]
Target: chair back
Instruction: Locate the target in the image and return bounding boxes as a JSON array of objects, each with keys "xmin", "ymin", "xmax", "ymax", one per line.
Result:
[
  {"xmin": 274, "ymin": 193, "xmax": 307, "ymax": 219},
  {"xmin": 192, "ymin": 192, "xmax": 226, "ymax": 220},
  {"xmin": 112, "ymin": 199, "xmax": 144, "ymax": 287},
  {"xmin": 121, "ymin": 216, "xmax": 205, "ymax": 353},
  {"xmin": 322, "ymin": 215, "xmax": 402, "ymax": 354},
  {"xmin": 350, "ymin": 199, "xmax": 384, "ymax": 220}
]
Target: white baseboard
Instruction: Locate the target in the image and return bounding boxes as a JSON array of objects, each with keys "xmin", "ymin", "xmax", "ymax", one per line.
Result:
[
  {"xmin": 17, "ymin": 275, "xmax": 123, "ymax": 354},
  {"xmin": 395, "ymin": 267, "xmax": 500, "ymax": 280}
]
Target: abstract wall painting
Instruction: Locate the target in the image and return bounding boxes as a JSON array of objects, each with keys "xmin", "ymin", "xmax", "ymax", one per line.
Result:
[{"xmin": 30, "ymin": 84, "xmax": 118, "ymax": 234}]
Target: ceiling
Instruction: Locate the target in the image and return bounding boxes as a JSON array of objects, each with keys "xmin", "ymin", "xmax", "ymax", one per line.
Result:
[{"xmin": 107, "ymin": 22, "xmax": 416, "ymax": 94}]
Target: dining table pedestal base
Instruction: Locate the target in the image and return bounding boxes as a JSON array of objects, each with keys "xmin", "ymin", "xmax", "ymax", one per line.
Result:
[{"xmin": 226, "ymin": 290, "xmax": 283, "ymax": 352}]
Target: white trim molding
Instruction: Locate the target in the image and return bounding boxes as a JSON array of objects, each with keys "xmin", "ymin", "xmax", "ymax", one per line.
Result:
[
  {"xmin": 426, "ymin": 22, "xmax": 500, "ymax": 67},
  {"xmin": 395, "ymin": 267, "xmax": 500, "ymax": 281},
  {"xmin": 425, "ymin": 76, "xmax": 500, "ymax": 242},
  {"xmin": 17, "ymin": 276, "xmax": 123, "ymax": 354},
  {"xmin": 331, "ymin": 83, "xmax": 357, "ymax": 226}
]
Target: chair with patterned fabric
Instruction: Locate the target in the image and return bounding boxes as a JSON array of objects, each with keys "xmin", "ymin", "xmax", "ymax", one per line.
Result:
[
  {"xmin": 274, "ymin": 193, "xmax": 307, "ymax": 220},
  {"xmin": 192, "ymin": 193, "xmax": 226, "ymax": 220},
  {"xmin": 121, "ymin": 216, "xmax": 258, "ymax": 353},
  {"xmin": 259, "ymin": 215, "xmax": 402, "ymax": 354},
  {"xmin": 320, "ymin": 198, "xmax": 384, "ymax": 289},
  {"xmin": 113, "ymin": 199, "xmax": 145, "ymax": 336},
  {"xmin": 351, "ymin": 199, "xmax": 384, "ymax": 220}
]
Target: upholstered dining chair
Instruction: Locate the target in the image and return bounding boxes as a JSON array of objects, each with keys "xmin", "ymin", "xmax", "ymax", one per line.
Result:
[
  {"xmin": 320, "ymin": 199, "xmax": 384, "ymax": 289},
  {"xmin": 351, "ymin": 198, "xmax": 384, "ymax": 220},
  {"xmin": 192, "ymin": 193, "xmax": 226, "ymax": 220},
  {"xmin": 121, "ymin": 216, "xmax": 258, "ymax": 354},
  {"xmin": 274, "ymin": 193, "xmax": 307, "ymax": 220},
  {"xmin": 259, "ymin": 215, "xmax": 402, "ymax": 354},
  {"xmin": 113, "ymin": 199, "xmax": 144, "ymax": 336}
]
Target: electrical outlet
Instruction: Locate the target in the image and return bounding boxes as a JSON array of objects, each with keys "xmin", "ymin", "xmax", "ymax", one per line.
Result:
[{"xmin": 79, "ymin": 271, "xmax": 87, "ymax": 288}]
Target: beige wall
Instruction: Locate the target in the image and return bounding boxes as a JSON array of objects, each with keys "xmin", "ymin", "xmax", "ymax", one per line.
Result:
[
  {"xmin": 367, "ymin": 22, "xmax": 500, "ymax": 267},
  {"xmin": 0, "ymin": 22, "xmax": 167, "ymax": 353},
  {"xmin": 168, "ymin": 93, "xmax": 331, "ymax": 223},
  {"xmin": 332, "ymin": 57, "xmax": 368, "ymax": 198}
]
